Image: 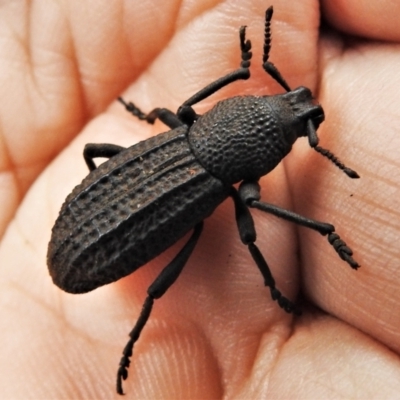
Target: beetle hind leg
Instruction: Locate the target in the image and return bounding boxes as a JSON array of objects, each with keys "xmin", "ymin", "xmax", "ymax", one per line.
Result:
[
  {"xmin": 116, "ymin": 222, "xmax": 203, "ymax": 395},
  {"xmin": 230, "ymin": 187, "xmax": 300, "ymax": 315}
]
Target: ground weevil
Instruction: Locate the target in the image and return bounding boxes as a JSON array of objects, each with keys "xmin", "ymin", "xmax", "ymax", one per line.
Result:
[{"xmin": 48, "ymin": 7, "xmax": 360, "ymax": 395}]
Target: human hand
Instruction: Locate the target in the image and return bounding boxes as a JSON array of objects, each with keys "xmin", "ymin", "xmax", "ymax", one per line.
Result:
[{"xmin": 1, "ymin": 1, "xmax": 400, "ymax": 398}]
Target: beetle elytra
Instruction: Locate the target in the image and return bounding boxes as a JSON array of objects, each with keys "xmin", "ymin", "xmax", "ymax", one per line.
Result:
[{"xmin": 48, "ymin": 7, "xmax": 360, "ymax": 394}]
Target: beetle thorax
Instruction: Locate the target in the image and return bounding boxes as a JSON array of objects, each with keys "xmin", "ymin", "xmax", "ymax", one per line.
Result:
[{"xmin": 188, "ymin": 95, "xmax": 300, "ymax": 184}]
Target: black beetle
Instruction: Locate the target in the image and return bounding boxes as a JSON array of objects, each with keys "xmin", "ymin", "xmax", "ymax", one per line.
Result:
[{"xmin": 47, "ymin": 7, "xmax": 360, "ymax": 395}]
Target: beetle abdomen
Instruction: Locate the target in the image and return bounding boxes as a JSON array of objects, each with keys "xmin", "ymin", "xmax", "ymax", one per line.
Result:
[{"xmin": 48, "ymin": 127, "xmax": 230, "ymax": 293}]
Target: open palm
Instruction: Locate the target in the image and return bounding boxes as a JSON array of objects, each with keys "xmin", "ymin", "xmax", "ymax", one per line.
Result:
[{"xmin": 1, "ymin": 1, "xmax": 400, "ymax": 398}]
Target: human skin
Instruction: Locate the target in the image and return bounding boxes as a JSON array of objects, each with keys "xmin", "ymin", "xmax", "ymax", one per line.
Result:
[{"xmin": 1, "ymin": 0, "xmax": 400, "ymax": 398}]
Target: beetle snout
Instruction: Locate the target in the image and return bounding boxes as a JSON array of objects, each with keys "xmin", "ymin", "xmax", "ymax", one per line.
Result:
[
  {"xmin": 307, "ymin": 105, "xmax": 325, "ymax": 129},
  {"xmin": 295, "ymin": 100, "xmax": 324, "ymax": 127}
]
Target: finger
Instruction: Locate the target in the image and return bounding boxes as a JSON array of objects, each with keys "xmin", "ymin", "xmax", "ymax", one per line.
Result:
[
  {"xmin": 237, "ymin": 312, "xmax": 400, "ymax": 398},
  {"xmin": 288, "ymin": 33, "xmax": 400, "ymax": 351},
  {"xmin": 0, "ymin": 0, "xmax": 178, "ymax": 221},
  {"xmin": 321, "ymin": 0, "xmax": 400, "ymax": 41}
]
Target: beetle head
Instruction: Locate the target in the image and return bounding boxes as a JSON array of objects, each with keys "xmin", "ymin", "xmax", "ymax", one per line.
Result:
[
  {"xmin": 280, "ymin": 86, "xmax": 359, "ymax": 179},
  {"xmin": 267, "ymin": 86, "xmax": 324, "ymax": 150},
  {"xmin": 282, "ymin": 86, "xmax": 324, "ymax": 131}
]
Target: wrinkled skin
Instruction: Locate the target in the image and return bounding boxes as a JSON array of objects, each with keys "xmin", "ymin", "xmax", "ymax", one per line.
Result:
[{"xmin": 1, "ymin": 0, "xmax": 400, "ymax": 398}]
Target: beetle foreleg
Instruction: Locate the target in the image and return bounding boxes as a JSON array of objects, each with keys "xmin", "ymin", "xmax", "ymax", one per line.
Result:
[
  {"xmin": 116, "ymin": 222, "xmax": 203, "ymax": 395},
  {"xmin": 177, "ymin": 24, "xmax": 252, "ymax": 125},
  {"xmin": 83, "ymin": 143, "xmax": 126, "ymax": 171},
  {"xmin": 238, "ymin": 181, "xmax": 360, "ymax": 270},
  {"xmin": 118, "ymin": 97, "xmax": 183, "ymax": 129},
  {"xmin": 230, "ymin": 187, "xmax": 300, "ymax": 315}
]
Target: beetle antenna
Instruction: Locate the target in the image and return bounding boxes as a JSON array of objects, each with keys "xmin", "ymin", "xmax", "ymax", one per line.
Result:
[
  {"xmin": 307, "ymin": 120, "xmax": 360, "ymax": 179},
  {"xmin": 262, "ymin": 6, "xmax": 291, "ymax": 92},
  {"xmin": 313, "ymin": 146, "xmax": 360, "ymax": 179}
]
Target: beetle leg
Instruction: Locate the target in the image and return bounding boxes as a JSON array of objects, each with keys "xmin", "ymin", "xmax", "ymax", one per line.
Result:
[
  {"xmin": 177, "ymin": 24, "xmax": 252, "ymax": 126},
  {"xmin": 83, "ymin": 143, "xmax": 126, "ymax": 171},
  {"xmin": 239, "ymin": 181, "xmax": 360, "ymax": 270},
  {"xmin": 118, "ymin": 97, "xmax": 183, "ymax": 129},
  {"xmin": 230, "ymin": 187, "xmax": 300, "ymax": 315},
  {"xmin": 116, "ymin": 222, "xmax": 203, "ymax": 395},
  {"xmin": 262, "ymin": 6, "xmax": 291, "ymax": 92}
]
